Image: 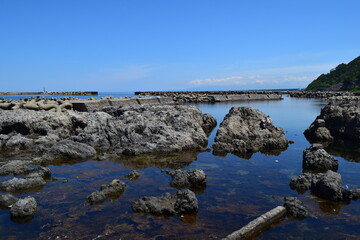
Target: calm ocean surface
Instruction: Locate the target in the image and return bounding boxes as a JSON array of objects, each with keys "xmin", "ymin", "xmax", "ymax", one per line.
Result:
[{"xmin": 1, "ymin": 93, "xmax": 360, "ymax": 239}]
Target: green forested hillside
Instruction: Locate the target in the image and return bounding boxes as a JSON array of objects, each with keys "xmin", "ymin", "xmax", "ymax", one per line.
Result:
[{"xmin": 305, "ymin": 56, "xmax": 360, "ymax": 91}]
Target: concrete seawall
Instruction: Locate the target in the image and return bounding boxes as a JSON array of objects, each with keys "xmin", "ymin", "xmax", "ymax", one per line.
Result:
[
  {"xmin": 70, "ymin": 97, "xmax": 175, "ymax": 112},
  {"xmin": 135, "ymin": 91, "xmax": 282, "ymax": 103}
]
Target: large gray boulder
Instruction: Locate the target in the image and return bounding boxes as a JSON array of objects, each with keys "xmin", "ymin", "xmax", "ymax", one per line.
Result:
[
  {"xmin": 0, "ymin": 105, "xmax": 213, "ymax": 161},
  {"xmin": 212, "ymin": 107, "xmax": 288, "ymax": 157},
  {"xmin": 303, "ymin": 144, "xmax": 338, "ymax": 172},
  {"xmin": 132, "ymin": 189, "xmax": 198, "ymax": 216},
  {"xmin": 10, "ymin": 197, "xmax": 37, "ymax": 218},
  {"xmin": 304, "ymin": 103, "xmax": 360, "ymax": 143}
]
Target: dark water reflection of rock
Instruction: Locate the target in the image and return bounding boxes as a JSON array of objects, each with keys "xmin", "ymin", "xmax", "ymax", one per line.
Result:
[
  {"xmin": 113, "ymin": 151, "xmax": 199, "ymax": 169},
  {"xmin": 324, "ymin": 140, "xmax": 360, "ymax": 163}
]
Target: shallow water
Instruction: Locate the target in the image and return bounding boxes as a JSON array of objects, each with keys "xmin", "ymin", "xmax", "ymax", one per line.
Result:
[{"xmin": 1, "ymin": 95, "xmax": 360, "ymax": 239}]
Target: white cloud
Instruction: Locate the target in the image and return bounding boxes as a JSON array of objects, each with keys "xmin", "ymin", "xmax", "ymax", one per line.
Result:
[{"xmin": 188, "ymin": 63, "xmax": 336, "ymax": 88}]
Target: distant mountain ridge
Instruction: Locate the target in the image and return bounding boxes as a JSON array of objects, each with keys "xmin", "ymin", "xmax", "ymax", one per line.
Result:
[{"xmin": 306, "ymin": 56, "xmax": 360, "ymax": 91}]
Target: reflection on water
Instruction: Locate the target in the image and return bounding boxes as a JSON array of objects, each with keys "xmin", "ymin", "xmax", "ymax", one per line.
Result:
[
  {"xmin": 1, "ymin": 96, "xmax": 360, "ymax": 239},
  {"xmin": 325, "ymin": 140, "xmax": 360, "ymax": 162}
]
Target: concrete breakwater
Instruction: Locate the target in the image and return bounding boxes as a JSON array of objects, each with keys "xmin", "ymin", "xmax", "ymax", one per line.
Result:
[
  {"xmin": 0, "ymin": 96, "xmax": 175, "ymax": 112},
  {"xmin": 135, "ymin": 91, "xmax": 283, "ymax": 103},
  {"xmin": 0, "ymin": 91, "xmax": 98, "ymax": 96}
]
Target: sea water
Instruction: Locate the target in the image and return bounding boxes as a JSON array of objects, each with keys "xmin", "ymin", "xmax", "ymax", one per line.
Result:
[{"xmin": 0, "ymin": 94, "xmax": 360, "ymax": 239}]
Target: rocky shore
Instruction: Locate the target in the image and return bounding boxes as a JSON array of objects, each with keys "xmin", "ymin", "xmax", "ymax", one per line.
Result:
[{"xmin": 304, "ymin": 102, "xmax": 360, "ymax": 143}]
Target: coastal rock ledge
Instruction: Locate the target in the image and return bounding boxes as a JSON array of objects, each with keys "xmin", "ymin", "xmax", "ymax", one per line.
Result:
[
  {"xmin": 0, "ymin": 105, "xmax": 216, "ymax": 162},
  {"xmin": 304, "ymin": 103, "xmax": 360, "ymax": 143},
  {"xmin": 212, "ymin": 106, "xmax": 288, "ymax": 157}
]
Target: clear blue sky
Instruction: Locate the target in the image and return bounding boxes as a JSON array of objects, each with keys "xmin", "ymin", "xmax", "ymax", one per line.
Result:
[{"xmin": 1, "ymin": 1, "xmax": 359, "ymax": 92}]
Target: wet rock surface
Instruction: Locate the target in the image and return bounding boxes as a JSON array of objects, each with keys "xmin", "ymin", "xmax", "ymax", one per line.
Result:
[
  {"xmin": 10, "ymin": 197, "xmax": 37, "ymax": 218},
  {"xmin": 124, "ymin": 170, "xmax": 141, "ymax": 181},
  {"xmin": 0, "ymin": 193, "xmax": 19, "ymax": 209},
  {"xmin": 290, "ymin": 170, "xmax": 353, "ymax": 202},
  {"xmin": 212, "ymin": 106, "xmax": 288, "ymax": 157},
  {"xmin": 0, "ymin": 166, "xmax": 50, "ymax": 192},
  {"xmin": 0, "ymin": 105, "xmax": 213, "ymax": 161},
  {"xmin": 87, "ymin": 179, "xmax": 126, "ymax": 204},
  {"xmin": 304, "ymin": 103, "xmax": 360, "ymax": 143},
  {"xmin": 283, "ymin": 197, "xmax": 308, "ymax": 219},
  {"xmin": 162, "ymin": 169, "xmax": 206, "ymax": 189},
  {"xmin": 303, "ymin": 144, "xmax": 338, "ymax": 172},
  {"xmin": 132, "ymin": 189, "xmax": 198, "ymax": 216}
]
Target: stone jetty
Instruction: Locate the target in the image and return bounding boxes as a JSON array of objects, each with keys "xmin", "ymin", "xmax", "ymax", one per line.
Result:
[{"xmin": 135, "ymin": 91, "xmax": 283, "ymax": 103}]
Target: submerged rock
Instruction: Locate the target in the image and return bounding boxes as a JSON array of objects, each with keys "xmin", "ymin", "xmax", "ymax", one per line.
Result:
[
  {"xmin": 87, "ymin": 179, "xmax": 126, "ymax": 204},
  {"xmin": 303, "ymin": 144, "xmax": 338, "ymax": 172},
  {"xmin": 132, "ymin": 189, "xmax": 198, "ymax": 216},
  {"xmin": 283, "ymin": 197, "xmax": 308, "ymax": 219},
  {"xmin": 162, "ymin": 169, "xmax": 206, "ymax": 189},
  {"xmin": 304, "ymin": 103, "xmax": 360, "ymax": 143},
  {"xmin": 124, "ymin": 170, "xmax": 141, "ymax": 181},
  {"xmin": 0, "ymin": 193, "xmax": 19, "ymax": 209},
  {"xmin": 10, "ymin": 197, "xmax": 37, "ymax": 218},
  {"xmin": 212, "ymin": 106, "xmax": 288, "ymax": 157}
]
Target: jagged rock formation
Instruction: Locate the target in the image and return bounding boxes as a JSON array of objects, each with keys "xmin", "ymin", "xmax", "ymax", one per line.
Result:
[
  {"xmin": 304, "ymin": 103, "xmax": 360, "ymax": 143},
  {"xmin": 212, "ymin": 106, "xmax": 288, "ymax": 157},
  {"xmin": 0, "ymin": 105, "xmax": 216, "ymax": 162}
]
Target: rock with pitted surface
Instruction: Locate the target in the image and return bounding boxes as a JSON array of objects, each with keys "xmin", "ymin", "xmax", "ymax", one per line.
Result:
[
  {"xmin": 283, "ymin": 197, "xmax": 308, "ymax": 219},
  {"xmin": 132, "ymin": 189, "xmax": 198, "ymax": 216},
  {"xmin": 290, "ymin": 170, "xmax": 353, "ymax": 201},
  {"xmin": 212, "ymin": 106, "xmax": 288, "ymax": 157},
  {"xmin": 162, "ymin": 169, "xmax": 206, "ymax": 189},
  {"xmin": 304, "ymin": 103, "xmax": 360, "ymax": 143},
  {"xmin": 87, "ymin": 179, "xmax": 126, "ymax": 204},
  {"xmin": 10, "ymin": 197, "xmax": 37, "ymax": 218},
  {"xmin": 0, "ymin": 105, "xmax": 213, "ymax": 161},
  {"xmin": 303, "ymin": 144, "xmax": 338, "ymax": 172}
]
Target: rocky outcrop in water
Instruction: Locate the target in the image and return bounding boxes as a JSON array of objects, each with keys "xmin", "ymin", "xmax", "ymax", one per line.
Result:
[
  {"xmin": 290, "ymin": 170, "xmax": 355, "ymax": 201},
  {"xmin": 10, "ymin": 197, "xmax": 37, "ymax": 218},
  {"xmin": 87, "ymin": 179, "xmax": 126, "ymax": 204},
  {"xmin": 132, "ymin": 189, "xmax": 198, "ymax": 216},
  {"xmin": 162, "ymin": 169, "xmax": 206, "ymax": 189},
  {"xmin": 124, "ymin": 170, "xmax": 141, "ymax": 181},
  {"xmin": 303, "ymin": 144, "xmax": 338, "ymax": 172},
  {"xmin": 283, "ymin": 197, "xmax": 308, "ymax": 219},
  {"xmin": 0, "ymin": 105, "xmax": 215, "ymax": 162},
  {"xmin": 0, "ymin": 193, "xmax": 19, "ymax": 209},
  {"xmin": 304, "ymin": 103, "xmax": 360, "ymax": 143},
  {"xmin": 212, "ymin": 106, "xmax": 288, "ymax": 157}
]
